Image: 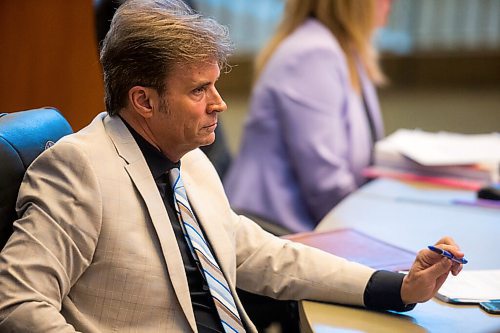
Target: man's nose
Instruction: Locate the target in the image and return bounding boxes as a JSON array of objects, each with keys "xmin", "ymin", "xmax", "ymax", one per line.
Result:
[{"xmin": 208, "ymin": 88, "xmax": 227, "ymax": 113}]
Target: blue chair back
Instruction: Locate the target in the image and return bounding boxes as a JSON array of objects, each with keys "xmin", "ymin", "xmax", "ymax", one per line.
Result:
[{"xmin": 0, "ymin": 107, "xmax": 73, "ymax": 249}]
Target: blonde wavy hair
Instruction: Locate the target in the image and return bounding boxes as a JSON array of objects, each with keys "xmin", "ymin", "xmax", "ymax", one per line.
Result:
[{"xmin": 256, "ymin": 0, "xmax": 385, "ymax": 89}]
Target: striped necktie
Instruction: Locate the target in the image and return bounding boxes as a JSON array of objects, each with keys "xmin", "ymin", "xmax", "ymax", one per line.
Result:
[{"xmin": 169, "ymin": 167, "xmax": 245, "ymax": 333}]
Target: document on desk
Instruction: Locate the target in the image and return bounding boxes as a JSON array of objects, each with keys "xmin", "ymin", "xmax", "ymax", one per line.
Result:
[
  {"xmin": 374, "ymin": 129, "xmax": 500, "ymax": 183},
  {"xmin": 381, "ymin": 129, "xmax": 500, "ymax": 166},
  {"xmin": 283, "ymin": 228, "xmax": 416, "ymax": 272},
  {"xmin": 436, "ymin": 270, "xmax": 500, "ymax": 304}
]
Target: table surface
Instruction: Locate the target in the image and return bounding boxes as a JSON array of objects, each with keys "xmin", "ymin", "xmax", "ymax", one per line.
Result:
[{"xmin": 300, "ymin": 178, "xmax": 500, "ymax": 333}]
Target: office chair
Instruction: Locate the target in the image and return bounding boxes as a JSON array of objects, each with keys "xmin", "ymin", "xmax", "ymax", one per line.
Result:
[{"xmin": 0, "ymin": 107, "xmax": 73, "ymax": 249}]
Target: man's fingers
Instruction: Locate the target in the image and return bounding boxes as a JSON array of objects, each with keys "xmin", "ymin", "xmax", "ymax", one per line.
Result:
[
  {"xmin": 435, "ymin": 236, "xmax": 460, "ymax": 251},
  {"xmin": 432, "ymin": 243, "xmax": 464, "ymax": 261},
  {"xmin": 432, "ymin": 272, "xmax": 450, "ymax": 296},
  {"xmin": 451, "ymin": 262, "xmax": 463, "ymax": 276},
  {"xmin": 426, "ymin": 257, "xmax": 452, "ymax": 278}
]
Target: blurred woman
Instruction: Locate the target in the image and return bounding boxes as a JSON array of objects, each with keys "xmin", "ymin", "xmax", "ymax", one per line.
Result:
[{"xmin": 225, "ymin": 0, "xmax": 393, "ymax": 232}]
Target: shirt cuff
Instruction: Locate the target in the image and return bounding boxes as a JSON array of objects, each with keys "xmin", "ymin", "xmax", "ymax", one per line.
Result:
[{"xmin": 363, "ymin": 270, "xmax": 416, "ymax": 312}]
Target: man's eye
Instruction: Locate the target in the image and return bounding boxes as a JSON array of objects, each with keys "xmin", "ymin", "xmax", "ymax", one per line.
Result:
[{"xmin": 193, "ymin": 87, "xmax": 205, "ymax": 95}]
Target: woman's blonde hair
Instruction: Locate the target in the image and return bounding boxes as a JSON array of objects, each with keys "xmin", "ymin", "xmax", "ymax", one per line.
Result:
[{"xmin": 255, "ymin": 0, "xmax": 385, "ymax": 88}]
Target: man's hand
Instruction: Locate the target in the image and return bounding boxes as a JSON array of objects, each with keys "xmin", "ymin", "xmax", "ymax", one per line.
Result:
[{"xmin": 401, "ymin": 236, "xmax": 464, "ymax": 305}]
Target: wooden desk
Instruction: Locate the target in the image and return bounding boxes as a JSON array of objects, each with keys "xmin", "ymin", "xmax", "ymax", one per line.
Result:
[
  {"xmin": 300, "ymin": 299, "xmax": 500, "ymax": 333},
  {"xmin": 300, "ymin": 179, "xmax": 500, "ymax": 332}
]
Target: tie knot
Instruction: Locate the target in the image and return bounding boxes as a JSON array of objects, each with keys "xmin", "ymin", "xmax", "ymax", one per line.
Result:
[{"xmin": 168, "ymin": 167, "xmax": 180, "ymax": 188}]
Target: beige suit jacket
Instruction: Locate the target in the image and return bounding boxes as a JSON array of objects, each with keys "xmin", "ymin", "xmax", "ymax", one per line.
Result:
[{"xmin": 0, "ymin": 113, "xmax": 374, "ymax": 332}]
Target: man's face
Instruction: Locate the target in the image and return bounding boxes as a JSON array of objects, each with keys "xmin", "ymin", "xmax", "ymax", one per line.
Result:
[{"xmin": 149, "ymin": 61, "xmax": 227, "ymax": 160}]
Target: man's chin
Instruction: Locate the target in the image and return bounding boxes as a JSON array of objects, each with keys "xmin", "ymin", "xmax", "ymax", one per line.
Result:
[{"xmin": 198, "ymin": 135, "xmax": 216, "ymax": 148}]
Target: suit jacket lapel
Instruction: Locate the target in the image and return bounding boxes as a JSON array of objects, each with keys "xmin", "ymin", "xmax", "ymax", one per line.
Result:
[
  {"xmin": 356, "ymin": 59, "xmax": 384, "ymax": 140},
  {"xmin": 102, "ymin": 114, "xmax": 197, "ymax": 332}
]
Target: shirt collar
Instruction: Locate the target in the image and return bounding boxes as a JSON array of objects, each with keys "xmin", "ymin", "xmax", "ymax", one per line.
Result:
[{"xmin": 120, "ymin": 116, "xmax": 180, "ymax": 180}]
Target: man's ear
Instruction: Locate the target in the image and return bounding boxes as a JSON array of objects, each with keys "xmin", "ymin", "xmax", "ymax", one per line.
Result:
[{"xmin": 128, "ymin": 86, "xmax": 158, "ymax": 118}]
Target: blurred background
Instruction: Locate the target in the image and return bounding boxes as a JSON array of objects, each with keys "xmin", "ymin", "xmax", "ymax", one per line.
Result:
[{"xmin": 1, "ymin": 0, "xmax": 499, "ymax": 155}]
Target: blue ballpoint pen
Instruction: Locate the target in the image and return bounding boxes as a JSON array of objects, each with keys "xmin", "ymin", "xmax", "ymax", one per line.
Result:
[{"xmin": 428, "ymin": 245, "xmax": 468, "ymax": 264}]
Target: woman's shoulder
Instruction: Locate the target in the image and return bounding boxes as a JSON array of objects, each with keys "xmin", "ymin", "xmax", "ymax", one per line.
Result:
[
  {"xmin": 265, "ymin": 19, "xmax": 345, "ymax": 73},
  {"xmin": 284, "ymin": 18, "xmax": 343, "ymax": 56},
  {"xmin": 261, "ymin": 19, "xmax": 345, "ymax": 78},
  {"xmin": 256, "ymin": 18, "xmax": 349, "ymax": 90}
]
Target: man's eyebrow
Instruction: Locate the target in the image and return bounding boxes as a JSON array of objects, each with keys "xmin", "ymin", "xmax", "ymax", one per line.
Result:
[
  {"xmin": 192, "ymin": 77, "xmax": 219, "ymax": 86},
  {"xmin": 191, "ymin": 81, "xmax": 210, "ymax": 88}
]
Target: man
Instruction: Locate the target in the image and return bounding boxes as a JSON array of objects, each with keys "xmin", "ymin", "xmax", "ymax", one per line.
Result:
[{"xmin": 0, "ymin": 0, "xmax": 463, "ymax": 332}]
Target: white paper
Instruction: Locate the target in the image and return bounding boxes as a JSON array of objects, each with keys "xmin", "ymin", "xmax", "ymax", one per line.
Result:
[
  {"xmin": 436, "ymin": 270, "xmax": 500, "ymax": 303},
  {"xmin": 378, "ymin": 129, "xmax": 500, "ymax": 166}
]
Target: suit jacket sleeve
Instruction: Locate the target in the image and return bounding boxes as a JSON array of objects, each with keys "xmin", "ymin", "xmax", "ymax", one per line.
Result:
[
  {"xmin": 185, "ymin": 149, "xmax": 375, "ymax": 307},
  {"xmin": 233, "ymin": 213, "xmax": 375, "ymax": 306},
  {"xmin": 0, "ymin": 141, "xmax": 102, "ymax": 332}
]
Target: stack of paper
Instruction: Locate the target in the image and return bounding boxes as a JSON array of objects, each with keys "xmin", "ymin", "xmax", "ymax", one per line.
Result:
[
  {"xmin": 372, "ymin": 129, "xmax": 500, "ymax": 184},
  {"xmin": 436, "ymin": 270, "xmax": 500, "ymax": 304}
]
